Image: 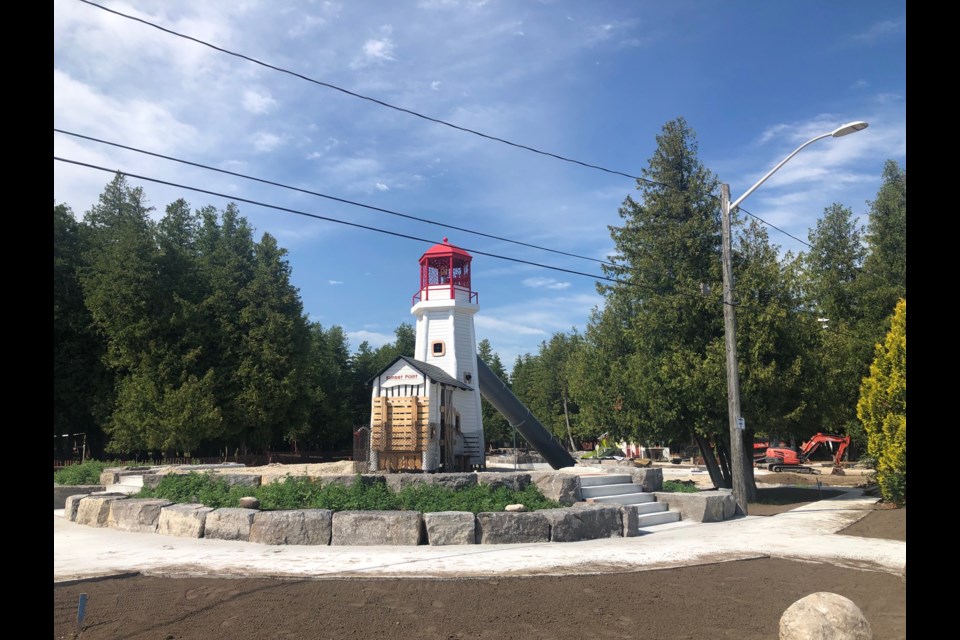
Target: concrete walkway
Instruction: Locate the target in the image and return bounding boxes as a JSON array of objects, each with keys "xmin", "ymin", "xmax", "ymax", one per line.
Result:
[{"xmin": 53, "ymin": 489, "xmax": 904, "ymax": 583}]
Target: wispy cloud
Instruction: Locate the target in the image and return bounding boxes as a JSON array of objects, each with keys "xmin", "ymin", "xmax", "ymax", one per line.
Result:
[
  {"xmin": 475, "ymin": 316, "xmax": 549, "ymax": 336},
  {"xmin": 375, "ymin": 182, "xmax": 390, "ymax": 191},
  {"xmin": 252, "ymin": 132, "xmax": 283, "ymax": 152},
  {"xmin": 242, "ymin": 89, "xmax": 277, "ymax": 114},
  {"xmin": 522, "ymin": 277, "xmax": 571, "ymax": 290},
  {"xmin": 328, "ymin": 280, "xmax": 344, "ymax": 285},
  {"xmin": 851, "ymin": 17, "xmax": 905, "ymax": 43},
  {"xmin": 850, "ymin": 79, "xmax": 868, "ymax": 90},
  {"xmin": 347, "ymin": 329, "xmax": 395, "ymax": 350},
  {"xmin": 352, "ymin": 25, "xmax": 396, "ymax": 68}
]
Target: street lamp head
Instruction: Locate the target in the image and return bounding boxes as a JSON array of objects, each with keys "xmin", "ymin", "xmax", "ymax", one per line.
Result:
[{"xmin": 831, "ymin": 121, "xmax": 869, "ymax": 137}]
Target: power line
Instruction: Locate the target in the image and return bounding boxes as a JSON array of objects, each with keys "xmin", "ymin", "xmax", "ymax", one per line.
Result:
[
  {"xmin": 75, "ymin": 1, "xmax": 814, "ymax": 251},
  {"xmin": 76, "ymin": 0, "xmax": 652, "ymax": 184},
  {"xmin": 54, "ymin": 155, "xmax": 636, "ymax": 285},
  {"xmin": 56, "ymin": 154, "xmax": 869, "ymax": 345},
  {"xmin": 53, "ymin": 128, "xmax": 624, "ymax": 270}
]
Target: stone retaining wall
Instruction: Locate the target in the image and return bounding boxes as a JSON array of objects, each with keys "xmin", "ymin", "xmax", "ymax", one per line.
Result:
[{"xmin": 63, "ymin": 468, "xmax": 721, "ymax": 545}]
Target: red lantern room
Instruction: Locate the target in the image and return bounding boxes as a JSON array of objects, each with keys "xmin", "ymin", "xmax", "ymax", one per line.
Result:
[{"xmin": 413, "ymin": 238, "xmax": 478, "ymax": 305}]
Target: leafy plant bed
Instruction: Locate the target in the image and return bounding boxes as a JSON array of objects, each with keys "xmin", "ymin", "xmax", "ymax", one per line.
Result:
[
  {"xmin": 53, "ymin": 459, "xmax": 121, "ymax": 485},
  {"xmin": 136, "ymin": 472, "xmax": 562, "ymax": 513},
  {"xmin": 661, "ymin": 479, "xmax": 700, "ymax": 493}
]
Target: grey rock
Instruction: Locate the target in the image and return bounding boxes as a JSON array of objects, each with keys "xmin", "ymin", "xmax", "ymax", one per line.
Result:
[
  {"xmin": 204, "ymin": 508, "xmax": 258, "ymax": 541},
  {"xmin": 475, "ymin": 472, "xmax": 531, "ymax": 491},
  {"xmin": 318, "ymin": 474, "xmax": 386, "ymax": 488},
  {"xmin": 157, "ymin": 503, "xmax": 214, "ymax": 538},
  {"xmin": 652, "ymin": 490, "xmax": 735, "ymax": 522},
  {"xmin": 75, "ymin": 494, "xmax": 128, "ymax": 527},
  {"xmin": 384, "ymin": 473, "xmax": 477, "ymax": 493},
  {"xmin": 53, "ymin": 485, "xmax": 104, "ymax": 509},
  {"xmin": 625, "ymin": 467, "xmax": 663, "ymax": 492},
  {"xmin": 780, "ymin": 592, "xmax": 872, "ymax": 640},
  {"xmin": 529, "ymin": 473, "xmax": 579, "ymax": 505},
  {"xmin": 109, "ymin": 498, "xmax": 172, "ymax": 533},
  {"xmin": 249, "ymin": 510, "xmax": 332, "ymax": 545},
  {"xmin": 423, "ymin": 511, "xmax": 477, "ymax": 545},
  {"xmin": 64, "ymin": 494, "xmax": 88, "ymax": 522},
  {"xmin": 141, "ymin": 474, "xmax": 165, "ymax": 490},
  {"xmin": 331, "ymin": 511, "xmax": 423, "ymax": 546},
  {"xmin": 542, "ymin": 505, "xmax": 622, "ymax": 542},
  {"xmin": 620, "ymin": 505, "xmax": 640, "ymax": 537},
  {"xmin": 476, "ymin": 512, "xmax": 550, "ymax": 544},
  {"xmin": 99, "ymin": 469, "xmax": 121, "ymax": 486},
  {"xmin": 239, "ymin": 496, "xmax": 261, "ymax": 509},
  {"xmin": 216, "ymin": 474, "xmax": 262, "ymax": 488}
]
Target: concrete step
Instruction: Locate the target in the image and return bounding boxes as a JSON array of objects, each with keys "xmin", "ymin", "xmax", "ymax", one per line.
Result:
[
  {"xmin": 578, "ymin": 474, "xmax": 634, "ymax": 487},
  {"xmin": 585, "ymin": 492, "xmax": 656, "ymax": 505},
  {"xmin": 579, "ymin": 483, "xmax": 644, "ymax": 498},
  {"xmin": 637, "ymin": 510, "xmax": 682, "ymax": 527},
  {"xmin": 623, "ymin": 502, "xmax": 669, "ymax": 516},
  {"xmin": 111, "ymin": 474, "xmax": 144, "ymax": 495}
]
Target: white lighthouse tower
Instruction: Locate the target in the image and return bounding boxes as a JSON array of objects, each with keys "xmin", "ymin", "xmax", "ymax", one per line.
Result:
[{"xmin": 411, "ymin": 238, "xmax": 485, "ymax": 468}]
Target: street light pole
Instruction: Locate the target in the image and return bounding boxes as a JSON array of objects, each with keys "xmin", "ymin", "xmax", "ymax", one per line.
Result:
[{"xmin": 720, "ymin": 121, "xmax": 868, "ymax": 517}]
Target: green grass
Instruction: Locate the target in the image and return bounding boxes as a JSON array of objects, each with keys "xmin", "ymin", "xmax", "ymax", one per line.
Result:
[
  {"xmin": 53, "ymin": 459, "xmax": 121, "ymax": 485},
  {"xmin": 661, "ymin": 479, "xmax": 700, "ymax": 493},
  {"xmin": 136, "ymin": 472, "xmax": 563, "ymax": 513}
]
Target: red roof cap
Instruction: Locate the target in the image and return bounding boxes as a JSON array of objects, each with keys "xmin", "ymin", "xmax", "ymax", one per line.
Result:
[{"xmin": 419, "ymin": 237, "xmax": 472, "ymax": 261}]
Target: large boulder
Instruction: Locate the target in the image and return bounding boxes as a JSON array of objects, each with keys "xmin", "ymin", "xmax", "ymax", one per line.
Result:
[
  {"xmin": 475, "ymin": 512, "xmax": 550, "ymax": 544},
  {"xmin": 64, "ymin": 494, "xmax": 88, "ymax": 522},
  {"xmin": 385, "ymin": 473, "xmax": 477, "ymax": 493},
  {"xmin": 249, "ymin": 510, "xmax": 332, "ymax": 545},
  {"xmin": 53, "ymin": 485, "xmax": 104, "ymax": 509},
  {"xmin": 652, "ymin": 490, "xmax": 735, "ymax": 522},
  {"xmin": 529, "ymin": 473, "xmax": 579, "ymax": 505},
  {"xmin": 214, "ymin": 474, "xmax": 262, "ymax": 488},
  {"xmin": 779, "ymin": 592, "xmax": 872, "ymax": 640},
  {"xmin": 157, "ymin": 504, "xmax": 214, "ymax": 538},
  {"xmin": 542, "ymin": 505, "xmax": 622, "ymax": 542},
  {"xmin": 75, "ymin": 494, "xmax": 128, "ymax": 527},
  {"xmin": 331, "ymin": 511, "xmax": 423, "ymax": 546},
  {"xmin": 204, "ymin": 508, "xmax": 259, "ymax": 541},
  {"xmin": 99, "ymin": 469, "xmax": 122, "ymax": 486},
  {"xmin": 475, "ymin": 472, "xmax": 531, "ymax": 492},
  {"xmin": 317, "ymin": 475, "xmax": 386, "ymax": 488},
  {"xmin": 620, "ymin": 505, "xmax": 640, "ymax": 537},
  {"xmin": 625, "ymin": 467, "xmax": 663, "ymax": 492},
  {"xmin": 109, "ymin": 498, "xmax": 172, "ymax": 533},
  {"xmin": 423, "ymin": 512, "xmax": 477, "ymax": 545}
]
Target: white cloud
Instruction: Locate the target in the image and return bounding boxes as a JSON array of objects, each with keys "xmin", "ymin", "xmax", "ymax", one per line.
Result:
[
  {"xmin": 252, "ymin": 132, "xmax": 283, "ymax": 152},
  {"xmin": 375, "ymin": 182, "xmax": 390, "ymax": 191},
  {"xmin": 431, "ymin": 80, "xmax": 442, "ymax": 91},
  {"xmin": 851, "ymin": 17, "xmax": 905, "ymax": 43},
  {"xmin": 522, "ymin": 277, "xmax": 571, "ymax": 290},
  {"xmin": 352, "ymin": 25, "xmax": 396, "ymax": 68},
  {"xmin": 850, "ymin": 79, "xmax": 868, "ymax": 90},
  {"xmin": 329, "ymin": 280, "xmax": 344, "ymax": 285},
  {"xmin": 242, "ymin": 89, "xmax": 277, "ymax": 114},
  {"xmin": 474, "ymin": 316, "xmax": 548, "ymax": 336},
  {"xmin": 347, "ymin": 330, "xmax": 396, "ymax": 350},
  {"xmin": 306, "ymin": 151, "xmax": 323, "ymax": 160}
]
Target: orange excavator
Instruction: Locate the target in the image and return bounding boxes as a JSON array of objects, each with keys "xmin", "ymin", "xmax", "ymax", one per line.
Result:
[{"xmin": 759, "ymin": 433, "xmax": 851, "ymax": 475}]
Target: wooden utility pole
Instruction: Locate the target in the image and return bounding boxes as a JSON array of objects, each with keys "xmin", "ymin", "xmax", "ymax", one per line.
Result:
[{"xmin": 721, "ymin": 184, "xmax": 748, "ymax": 516}]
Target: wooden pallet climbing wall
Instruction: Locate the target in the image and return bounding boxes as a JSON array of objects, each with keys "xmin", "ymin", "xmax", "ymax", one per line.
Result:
[{"xmin": 371, "ymin": 396, "xmax": 430, "ymax": 470}]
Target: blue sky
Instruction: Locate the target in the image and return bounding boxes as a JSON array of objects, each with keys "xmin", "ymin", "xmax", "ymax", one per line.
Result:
[{"xmin": 54, "ymin": 0, "xmax": 906, "ymax": 367}]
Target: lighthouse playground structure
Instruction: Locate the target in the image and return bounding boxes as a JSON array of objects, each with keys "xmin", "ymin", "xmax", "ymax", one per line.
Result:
[{"xmin": 365, "ymin": 238, "xmax": 576, "ymax": 473}]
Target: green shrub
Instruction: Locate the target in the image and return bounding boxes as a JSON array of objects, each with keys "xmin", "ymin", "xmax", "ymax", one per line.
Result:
[
  {"xmin": 136, "ymin": 473, "xmax": 561, "ymax": 513},
  {"xmin": 856, "ymin": 299, "xmax": 906, "ymax": 506},
  {"xmin": 661, "ymin": 480, "xmax": 699, "ymax": 493},
  {"xmin": 53, "ymin": 459, "xmax": 120, "ymax": 485}
]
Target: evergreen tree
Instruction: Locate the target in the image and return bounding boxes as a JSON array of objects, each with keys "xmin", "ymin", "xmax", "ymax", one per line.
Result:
[
  {"xmin": 862, "ymin": 160, "xmax": 906, "ymax": 337},
  {"xmin": 477, "ymin": 339, "xmax": 512, "ymax": 447},
  {"xmin": 857, "ymin": 299, "xmax": 906, "ymax": 505}
]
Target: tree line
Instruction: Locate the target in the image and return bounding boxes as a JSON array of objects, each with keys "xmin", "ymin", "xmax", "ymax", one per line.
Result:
[
  {"xmin": 56, "ymin": 116, "xmax": 905, "ymax": 498},
  {"xmin": 54, "ymin": 174, "xmax": 417, "ymax": 460},
  {"xmin": 503, "ymin": 119, "xmax": 905, "ymax": 498}
]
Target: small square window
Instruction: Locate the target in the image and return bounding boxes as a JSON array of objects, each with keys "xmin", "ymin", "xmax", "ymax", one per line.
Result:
[{"xmin": 431, "ymin": 341, "xmax": 445, "ymax": 357}]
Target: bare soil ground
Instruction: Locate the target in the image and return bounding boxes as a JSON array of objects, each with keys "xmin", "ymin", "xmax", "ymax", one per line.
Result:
[{"xmin": 53, "ymin": 473, "xmax": 905, "ymax": 639}]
